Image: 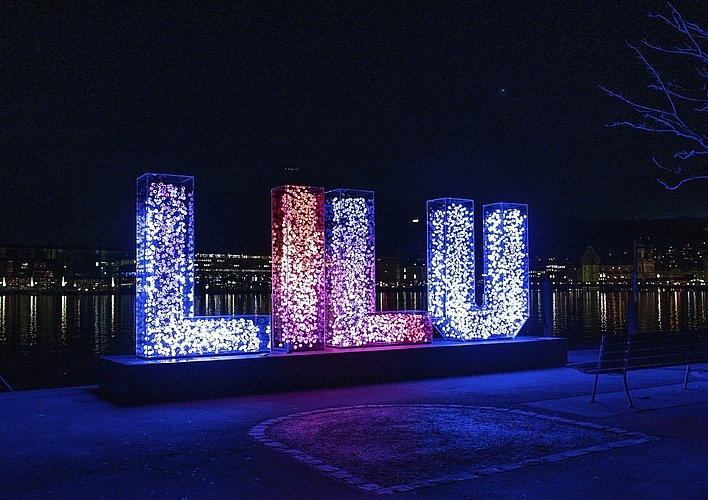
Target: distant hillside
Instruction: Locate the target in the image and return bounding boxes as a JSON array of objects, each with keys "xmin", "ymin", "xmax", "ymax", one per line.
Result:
[{"xmin": 535, "ymin": 217, "xmax": 708, "ymax": 265}]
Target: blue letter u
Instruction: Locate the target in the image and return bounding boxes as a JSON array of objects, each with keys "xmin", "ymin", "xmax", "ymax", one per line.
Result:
[{"xmin": 427, "ymin": 198, "xmax": 529, "ymax": 340}]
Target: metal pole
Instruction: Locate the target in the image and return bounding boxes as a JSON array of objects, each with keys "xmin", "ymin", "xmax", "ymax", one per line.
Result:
[
  {"xmin": 542, "ymin": 278, "xmax": 553, "ymax": 337},
  {"xmin": 627, "ymin": 240, "xmax": 639, "ymax": 334},
  {"xmin": 632, "ymin": 239, "xmax": 638, "ymax": 302}
]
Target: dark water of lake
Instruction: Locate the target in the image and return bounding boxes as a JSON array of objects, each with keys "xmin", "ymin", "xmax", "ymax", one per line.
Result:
[{"xmin": 1, "ymin": 288, "xmax": 707, "ymax": 390}]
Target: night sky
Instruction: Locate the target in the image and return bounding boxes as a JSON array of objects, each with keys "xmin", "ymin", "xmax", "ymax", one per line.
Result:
[{"xmin": 2, "ymin": 1, "xmax": 707, "ymax": 258}]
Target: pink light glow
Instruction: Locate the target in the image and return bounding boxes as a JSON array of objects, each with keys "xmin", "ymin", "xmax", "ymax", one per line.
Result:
[
  {"xmin": 271, "ymin": 185, "xmax": 326, "ymax": 350},
  {"xmin": 325, "ymin": 190, "xmax": 432, "ymax": 347},
  {"xmin": 359, "ymin": 311, "xmax": 432, "ymax": 345}
]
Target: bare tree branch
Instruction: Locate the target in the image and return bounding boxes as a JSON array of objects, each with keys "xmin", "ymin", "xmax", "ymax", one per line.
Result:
[{"xmin": 605, "ymin": 2, "xmax": 708, "ymax": 189}]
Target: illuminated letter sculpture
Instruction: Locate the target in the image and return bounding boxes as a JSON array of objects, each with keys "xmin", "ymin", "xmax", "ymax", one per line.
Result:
[
  {"xmin": 271, "ymin": 185, "xmax": 326, "ymax": 350},
  {"xmin": 136, "ymin": 173, "xmax": 270, "ymax": 359},
  {"xmin": 427, "ymin": 198, "xmax": 529, "ymax": 340},
  {"xmin": 325, "ymin": 189, "xmax": 432, "ymax": 347},
  {"xmin": 427, "ymin": 198, "xmax": 476, "ymax": 338}
]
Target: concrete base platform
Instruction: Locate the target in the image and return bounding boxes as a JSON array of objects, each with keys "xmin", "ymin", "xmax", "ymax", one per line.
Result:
[{"xmin": 98, "ymin": 336, "xmax": 567, "ymax": 405}]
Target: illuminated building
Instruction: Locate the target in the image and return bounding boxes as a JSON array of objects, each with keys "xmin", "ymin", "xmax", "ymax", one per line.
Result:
[
  {"xmin": 324, "ymin": 189, "xmax": 431, "ymax": 347},
  {"xmin": 581, "ymin": 246, "xmax": 601, "ymax": 283},
  {"xmin": 375, "ymin": 256, "xmax": 401, "ymax": 287},
  {"xmin": 400, "ymin": 261, "xmax": 426, "ymax": 287},
  {"xmin": 637, "ymin": 244, "xmax": 656, "ymax": 280},
  {"xmin": 529, "ymin": 263, "xmax": 577, "ymax": 286},
  {"xmin": 427, "ymin": 198, "xmax": 529, "ymax": 340},
  {"xmin": 0, "ymin": 246, "xmax": 132, "ymax": 292},
  {"xmin": 194, "ymin": 254, "xmax": 271, "ymax": 292},
  {"xmin": 598, "ymin": 265, "xmax": 633, "ymax": 283},
  {"xmin": 135, "ymin": 173, "xmax": 270, "ymax": 359},
  {"xmin": 271, "ymin": 185, "xmax": 326, "ymax": 350}
]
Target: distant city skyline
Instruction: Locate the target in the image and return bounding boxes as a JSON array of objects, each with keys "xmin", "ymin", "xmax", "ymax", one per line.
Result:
[
  {"xmin": 2, "ymin": 234, "xmax": 707, "ymax": 294},
  {"xmin": 1, "ymin": 213, "xmax": 707, "ymax": 264}
]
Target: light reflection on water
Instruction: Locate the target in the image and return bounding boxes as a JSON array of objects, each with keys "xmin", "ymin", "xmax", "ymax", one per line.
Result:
[
  {"xmin": 526, "ymin": 287, "xmax": 708, "ymax": 348},
  {"xmin": 195, "ymin": 293, "xmax": 270, "ymax": 316},
  {"xmin": 0, "ymin": 288, "xmax": 707, "ymax": 390}
]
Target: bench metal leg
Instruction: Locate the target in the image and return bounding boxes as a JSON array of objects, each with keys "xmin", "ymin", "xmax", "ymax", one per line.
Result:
[
  {"xmin": 684, "ymin": 364, "xmax": 691, "ymax": 390},
  {"xmin": 622, "ymin": 372, "xmax": 634, "ymax": 408},
  {"xmin": 590, "ymin": 374, "xmax": 599, "ymax": 402}
]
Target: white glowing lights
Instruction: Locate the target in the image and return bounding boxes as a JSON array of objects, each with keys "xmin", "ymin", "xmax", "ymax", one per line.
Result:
[
  {"xmin": 325, "ymin": 189, "xmax": 432, "ymax": 347},
  {"xmin": 427, "ymin": 198, "xmax": 529, "ymax": 340},
  {"xmin": 136, "ymin": 173, "xmax": 270, "ymax": 359},
  {"xmin": 271, "ymin": 185, "xmax": 326, "ymax": 350},
  {"xmin": 135, "ymin": 172, "xmax": 526, "ymax": 359},
  {"xmin": 427, "ymin": 198, "xmax": 476, "ymax": 338},
  {"xmin": 479, "ymin": 203, "xmax": 530, "ymax": 337},
  {"xmin": 325, "ymin": 190, "xmax": 376, "ymax": 345}
]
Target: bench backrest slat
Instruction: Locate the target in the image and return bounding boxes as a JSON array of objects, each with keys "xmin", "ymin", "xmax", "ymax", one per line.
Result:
[{"xmin": 597, "ymin": 331, "xmax": 708, "ymax": 372}]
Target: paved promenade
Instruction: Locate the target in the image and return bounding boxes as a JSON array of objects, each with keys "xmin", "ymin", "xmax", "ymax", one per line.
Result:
[{"xmin": 2, "ymin": 350, "xmax": 708, "ymax": 499}]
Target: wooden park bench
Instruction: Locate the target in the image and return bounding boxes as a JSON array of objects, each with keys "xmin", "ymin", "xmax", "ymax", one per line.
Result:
[{"xmin": 569, "ymin": 331, "xmax": 708, "ymax": 408}]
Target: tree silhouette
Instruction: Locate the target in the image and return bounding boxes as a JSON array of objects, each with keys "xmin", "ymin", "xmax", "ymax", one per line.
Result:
[{"xmin": 603, "ymin": 2, "xmax": 708, "ymax": 190}]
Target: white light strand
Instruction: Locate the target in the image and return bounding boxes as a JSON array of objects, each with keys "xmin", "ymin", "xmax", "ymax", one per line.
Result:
[
  {"xmin": 271, "ymin": 185, "xmax": 326, "ymax": 350},
  {"xmin": 326, "ymin": 192, "xmax": 432, "ymax": 347},
  {"xmin": 136, "ymin": 175, "xmax": 270, "ymax": 359},
  {"xmin": 427, "ymin": 198, "xmax": 529, "ymax": 340}
]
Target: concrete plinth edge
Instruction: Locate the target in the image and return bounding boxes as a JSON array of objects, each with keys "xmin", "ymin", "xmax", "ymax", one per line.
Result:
[{"xmin": 98, "ymin": 336, "xmax": 567, "ymax": 405}]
